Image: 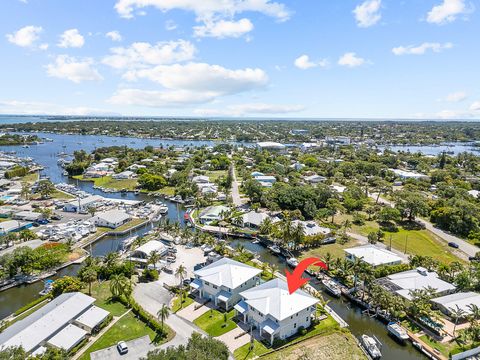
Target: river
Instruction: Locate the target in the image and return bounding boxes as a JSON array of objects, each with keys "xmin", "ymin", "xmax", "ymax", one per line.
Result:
[{"xmin": 0, "ymin": 132, "xmax": 426, "ymax": 359}]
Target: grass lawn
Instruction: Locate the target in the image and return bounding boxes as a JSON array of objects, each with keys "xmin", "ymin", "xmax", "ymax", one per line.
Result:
[
  {"xmin": 193, "ymin": 309, "xmax": 237, "ymax": 337},
  {"xmin": 78, "ymin": 311, "xmax": 167, "ymax": 360},
  {"xmin": 51, "ymin": 189, "xmax": 75, "ymax": 199},
  {"xmin": 300, "ymin": 238, "xmax": 360, "ymax": 262},
  {"xmin": 73, "ymin": 175, "xmax": 138, "ymax": 191},
  {"xmin": 21, "ymin": 172, "xmax": 40, "ymax": 183},
  {"xmin": 206, "ymin": 170, "xmax": 228, "ymax": 181},
  {"xmin": 419, "ymin": 334, "xmax": 453, "ymax": 357},
  {"xmin": 234, "ymin": 340, "xmax": 270, "ymax": 360},
  {"xmin": 332, "ymin": 213, "xmax": 462, "ymax": 264},
  {"xmin": 84, "ymin": 281, "xmax": 128, "ymax": 316},
  {"xmin": 113, "ymin": 218, "xmax": 146, "ymax": 232},
  {"xmin": 172, "ymin": 294, "xmax": 194, "ymax": 313},
  {"xmin": 155, "ymin": 186, "xmax": 175, "ymax": 196}
]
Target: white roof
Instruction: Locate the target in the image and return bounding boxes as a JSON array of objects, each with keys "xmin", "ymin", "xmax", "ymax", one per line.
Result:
[
  {"xmin": 468, "ymin": 190, "xmax": 480, "ymax": 198},
  {"xmin": 292, "ymin": 220, "xmax": 330, "ymax": 237},
  {"xmin": 254, "ymin": 175, "xmax": 276, "ymax": 181},
  {"xmin": 95, "ymin": 209, "xmax": 130, "ymax": 224},
  {"xmin": 257, "ymin": 142, "xmax": 285, "ymax": 149},
  {"xmin": 194, "ymin": 257, "xmax": 261, "ymax": 289},
  {"xmin": 199, "ymin": 205, "xmax": 229, "ymax": 219},
  {"xmin": 66, "ymin": 195, "xmax": 103, "ymax": 207},
  {"xmin": 345, "ymin": 245, "xmax": 402, "ymax": 266},
  {"xmin": 242, "ymin": 211, "xmax": 278, "ymax": 227},
  {"xmin": 47, "ymin": 324, "xmax": 87, "ymax": 350},
  {"xmin": 432, "ymin": 292, "xmax": 480, "ymax": 315},
  {"xmin": 389, "ymin": 168, "xmax": 428, "ymax": 179},
  {"xmin": 385, "ymin": 267, "xmax": 455, "ymax": 300},
  {"xmin": 75, "ymin": 305, "xmax": 109, "ymax": 329},
  {"xmin": 239, "ymin": 278, "xmax": 319, "ymax": 321},
  {"xmin": 0, "ymin": 292, "xmax": 95, "ymax": 353},
  {"xmin": 134, "ymin": 240, "xmax": 167, "ymax": 257}
]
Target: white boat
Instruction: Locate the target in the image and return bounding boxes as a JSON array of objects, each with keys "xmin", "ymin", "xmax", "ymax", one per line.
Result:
[
  {"xmin": 321, "ymin": 279, "xmax": 342, "ymax": 297},
  {"xmin": 22, "ymin": 145, "xmax": 30, "ymax": 148},
  {"xmin": 268, "ymin": 244, "xmax": 281, "ymax": 254},
  {"xmin": 158, "ymin": 205, "xmax": 169, "ymax": 214},
  {"xmin": 62, "ymin": 170, "xmax": 69, "ymax": 176},
  {"xmin": 387, "ymin": 322, "xmax": 409, "ymax": 342},
  {"xmin": 361, "ymin": 335, "xmax": 382, "ymax": 359},
  {"xmin": 39, "ymin": 279, "xmax": 54, "ymax": 296},
  {"xmin": 286, "ymin": 257, "xmax": 299, "ymax": 268}
]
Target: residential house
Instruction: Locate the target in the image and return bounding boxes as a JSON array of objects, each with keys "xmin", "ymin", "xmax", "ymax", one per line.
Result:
[
  {"xmin": 190, "ymin": 257, "xmax": 261, "ymax": 310},
  {"xmin": 344, "ymin": 245, "xmax": 403, "ymax": 267},
  {"xmin": 198, "ymin": 205, "xmax": 229, "ymax": 224},
  {"xmin": 112, "ymin": 170, "xmax": 136, "ymax": 180},
  {"xmin": 234, "ymin": 278, "xmax": 319, "ymax": 345},
  {"xmin": 256, "ymin": 142, "xmax": 286, "ymax": 152},
  {"xmin": 63, "ymin": 195, "xmax": 103, "ymax": 213},
  {"xmin": 431, "ymin": 292, "xmax": 480, "ymax": 318},
  {"xmin": 93, "ymin": 209, "xmax": 131, "ymax": 229}
]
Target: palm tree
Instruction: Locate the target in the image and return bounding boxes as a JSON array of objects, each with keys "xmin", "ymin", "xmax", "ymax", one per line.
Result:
[
  {"xmin": 88, "ymin": 206, "xmax": 97, "ymax": 218},
  {"xmin": 157, "ymin": 304, "xmax": 170, "ymax": 333},
  {"xmin": 259, "ymin": 218, "xmax": 273, "ymax": 235},
  {"xmin": 175, "ymin": 264, "xmax": 187, "ymax": 287},
  {"xmin": 291, "ymin": 222, "xmax": 305, "ymax": 251},
  {"xmin": 104, "ymin": 252, "xmax": 120, "ymax": 268},
  {"xmin": 20, "ymin": 182, "xmax": 30, "ymax": 200},
  {"xmin": 110, "ymin": 274, "xmax": 131, "ymax": 299},
  {"xmin": 81, "ymin": 266, "xmax": 97, "ymax": 296},
  {"xmin": 148, "ymin": 250, "xmax": 161, "ymax": 270},
  {"xmin": 451, "ymin": 305, "xmax": 466, "ymax": 336},
  {"xmin": 270, "ymin": 264, "xmax": 278, "ymax": 279}
]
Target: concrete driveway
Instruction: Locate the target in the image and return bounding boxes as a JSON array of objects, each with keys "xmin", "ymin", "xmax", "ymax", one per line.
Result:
[
  {"xmin": 216, "ymin": 326, "xmax": 250, "ymax": 352},
  {"xmin": 90, "ymin": 335, "xmax": 153, "ymax": 360}
]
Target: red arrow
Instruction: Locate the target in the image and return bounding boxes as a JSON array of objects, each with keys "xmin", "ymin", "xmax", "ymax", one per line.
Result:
[{"xmin": 285, "ymin": 257, "xmax": 328, "ymax": 294}]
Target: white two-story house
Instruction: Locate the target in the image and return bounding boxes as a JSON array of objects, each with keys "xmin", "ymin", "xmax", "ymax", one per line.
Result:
[
  {"xmin": 234, "ymin": 278, "xmax": 319, "ymax": 345},
  {"xmin": 190, "ymin": 258, "xmax": 261, "ymax": 311}
]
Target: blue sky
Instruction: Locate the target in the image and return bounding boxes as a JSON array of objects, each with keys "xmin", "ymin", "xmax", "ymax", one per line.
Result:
[{"xmin": 0, "ymin": 0, "xmax": 479, "ymax": 119}]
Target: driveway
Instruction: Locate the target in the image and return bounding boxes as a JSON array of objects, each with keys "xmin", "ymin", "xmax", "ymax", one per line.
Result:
[
  {"xmin": 90, "ymin": 335, "xmax": 153, "ymax": 360},
  {"xmin": 176, "ymin": 301, "xmax": 212, "ymax": 322},
  {"xmin": 216, "ymin": 326, "xmax": 250, "ymax": 352}
]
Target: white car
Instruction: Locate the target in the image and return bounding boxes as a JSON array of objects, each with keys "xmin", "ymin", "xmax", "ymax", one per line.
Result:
[{"xmin": 117, "ymin": 341, "xmax": 128, "ymax": 355}]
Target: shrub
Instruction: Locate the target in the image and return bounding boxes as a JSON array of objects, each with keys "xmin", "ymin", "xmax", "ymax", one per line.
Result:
[{"xmin": 142, "ymin": 268, "xmax": 159, "ymax": 282}]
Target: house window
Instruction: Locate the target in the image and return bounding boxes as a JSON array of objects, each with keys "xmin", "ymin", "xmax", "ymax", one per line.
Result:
[
  {"xmin": 290, "ymin": 316, "xmax": 293, "ymax": 319},
  {"xmin": 213, "ymin": 285, "xmax": 217, "ymax": 289},
  {"xmin": 205, "ymin": 282, "xmax": 210, "ymax": 286},
  {"xmin": 306, "ymin": 317, "xmax": 309, "ymax": 321},
  {"xmin": 296, "ymin": 313, "xmax": 298, "ymax": 317},
  {"xmin": 294, "ymin": 323, "xmax": 297, "ymax": 328}
]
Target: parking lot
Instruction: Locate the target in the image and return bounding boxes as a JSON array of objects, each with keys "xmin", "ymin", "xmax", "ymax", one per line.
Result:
[{"xmin": 90, "ymin": 336, "xmax": 153, "ymax": 360}]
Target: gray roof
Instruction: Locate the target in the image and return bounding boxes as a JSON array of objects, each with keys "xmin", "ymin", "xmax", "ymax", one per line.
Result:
[
  {"xmin": 0, "ymin": 292, "xmax": 95, "ymax": 353},
  {"xmin": 432, "ymin": 292, "xmax": 480, "ymax": 315},
  {"xmin": 75, "ymin": 305, "xmax": 109, "ymax": 329},
  {"xmin": 47, "ymin": 324, "xmax": 87, "ymax": 350},
  {"xmin": 95, "ymin": 209, "xmax": 131, "ymax": 223}
]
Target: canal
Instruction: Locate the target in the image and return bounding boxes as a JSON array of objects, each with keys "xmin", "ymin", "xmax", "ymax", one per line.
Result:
[{"xmin": 0, "ymin": 131, "xmax": 425, "ymax": 359}]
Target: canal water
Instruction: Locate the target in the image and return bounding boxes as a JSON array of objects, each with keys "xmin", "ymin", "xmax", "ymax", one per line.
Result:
[{"xmin": 0, "ymin": 131, "xmax": 427, "ymax": 358}]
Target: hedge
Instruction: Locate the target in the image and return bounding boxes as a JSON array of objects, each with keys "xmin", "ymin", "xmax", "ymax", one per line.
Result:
[{"xmin": 14, "ymin": 293, "xmax": 52, "ymax": 316}]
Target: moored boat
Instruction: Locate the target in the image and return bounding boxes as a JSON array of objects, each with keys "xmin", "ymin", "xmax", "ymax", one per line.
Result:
[
  {"xmin": 387, "ymin": 322, "xmax": 409, "ymax": 343},
  {"xmin": 38, "ymin": 279, "xmax": 54, "ymax": 296},
  {"xmin": 361, "ymin": 334, "xmax": 382, "ymax": 359},
  {"xmin": 268, "ymin": 244, "xmax": 281, "ymax": 254},
  {"xmin": 286, "ymin": 257, "xmax": 299, "ymax": 268},
  {"xmin": 321, "ymin": 279, "xmax": 342, "ymax": 297}
]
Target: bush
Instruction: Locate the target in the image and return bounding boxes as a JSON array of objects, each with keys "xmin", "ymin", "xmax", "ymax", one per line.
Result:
[
  {"xmin": 142, "ymin": 268, "xmax": 159, "ymax": 282},
  {"xmin": 298, "ymin": 326, "xmax": 307, "ymax": 336}
]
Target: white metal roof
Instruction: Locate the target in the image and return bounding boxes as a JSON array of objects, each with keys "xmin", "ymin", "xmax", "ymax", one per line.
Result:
[
  {"xmin": 133, "ymin": 240, "xmax": 167, "ymax": 257},
  {"xmin": 345, "ymin": 245, "xmax": 402, "ymax": 266},
  {"xmin": 47, "ymin": 324, "xmax": 87, "ymax": 350},
  {"xmin": 194, "ymin": 257, "xmax": 261, "ymax": 289},
  {"xmin": 74, "ymin": 305, "xmax": 109, "ymax": 329},
  {"xmin": 239, "ymin": 278, "xmax": 319, "ymax": 321},
  {"xmin": 242, "ymin": 211, "xmax": 279, "ymax": 227},
  {"xmin": 385, "ymin": 267, "xmax": 455, "ymax": 300},
  {"xmin": 292, "ymin": 220, "xmax": 331, "ymax": 237},
  {"xmin": 257, "ymin": 142, "xmax": 286, "ymax": 149},
  {"xmin": 95, "ymin": 209, "xmax": 131, "ymax": 224},
  {"xmin": 432, "ymin": 292, "xmax": 480, "ymax": 315},
  {"xmin": 0, "ymin": 292, "xmax": 95, "ymax": 353}
]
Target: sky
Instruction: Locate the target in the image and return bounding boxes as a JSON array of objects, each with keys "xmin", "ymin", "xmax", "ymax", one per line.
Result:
[{"xmin": 0, "ymin": 0, "xmax": 479, "ymax": 119}]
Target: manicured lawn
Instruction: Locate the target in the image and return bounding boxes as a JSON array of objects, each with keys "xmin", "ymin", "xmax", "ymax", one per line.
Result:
[
  {"xmin": 172, "ymin": 294, "xmax": 194, "ymax": 313},
  {"xmin": 300, "ymin": 238, "xmax": 360, "ymax": 262},
  {"xmin": 155, "ymin": 186, "xmax": 175, "ymax": 196},
  {"xmin": 193, "ymin": 309, "xmax": 237, "ymax": 337},
  {"xmin": 50, "ymin": 189, "xmax": 75, "ymax": 199},
  {"xmin": 419, "ymin": 334, "xmax": 452, "ymax": 357},
  {"xmin": 73, "ymin": 175, "xmax": 138, "ymax": 191},
  {"xmin": 113, "ymin": 218, "xmax": 146, "ymax": 232},
  {"xmin": 79, "ymin": 311, "xmax": 160, "ymax": 360},
  {"xmin": 234, "ymin": 340, "xmax": 269, "ymax": 360},
  {"xmin": 21, "ymin": 172, "xmax": 39, "ymax": 183},
  {"xmin": 206, "ymin": 170, "xmax": 228, "ymax": 181},
  {"xmin": 84, "ymin": 281, "xmax": 128, "ymax": 316}
]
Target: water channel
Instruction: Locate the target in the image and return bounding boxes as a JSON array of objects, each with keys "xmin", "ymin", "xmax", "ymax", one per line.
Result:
[{"xmin": 1, "ymin": 130, "xmax": 468, "ymax": 358}]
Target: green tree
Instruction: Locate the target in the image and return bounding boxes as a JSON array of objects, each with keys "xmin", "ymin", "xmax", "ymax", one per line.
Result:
[
  {"xmin": 80, "ymin": 266, "xmax": 98, "ymax": 296},
  {"xmin": 175, "ymin": 264, "xmax": 187, "ymax": 287},
  {"xmin": 109, "ymin": 274, "xmax": 132, "ymax": 299},
  {"xmin": 36, "ymin": 179, "xmax": 56, "ymax": 199},
  {"xmin": 157, "ymin": 304, "xmax": 170, "ymax": 333},
  {"xmin": 52, "ymin": 276, "xmax": 83, "ymax": 297}
]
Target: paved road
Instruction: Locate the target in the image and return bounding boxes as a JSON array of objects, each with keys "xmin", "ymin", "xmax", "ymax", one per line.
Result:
[
  {"xmin": 133, "ymin": 281, "xmax": 206, "ymax": 349},
  {"xmin": 368, "ymin": 192, "xmax": 479, "ymax": 258},
  {"xmin": 90, "ymin": 335, "xmax": 152, "ymax": 360},
  {"xmin": 231, "ymin": 164, "xmax": 244, "ymax": 207},
  {"xmin": 0, "ymin": 239, "xmax": 44, "ymax": 256}
]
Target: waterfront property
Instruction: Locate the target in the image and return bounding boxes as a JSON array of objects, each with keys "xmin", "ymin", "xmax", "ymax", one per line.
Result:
[
  {"xmin": 234, "ymin": 278, "xmax": 319, "ymax": 345},
  {"xmin": 198, "ymin": 205, "xmax": 229, "ymax": 224},
  {"xmin": 431, "ymin": 292, "xmax": 480, "ymax": 318},
  {"xmin": 0, "ymin": 292, "xmax": 110, "ymax": 354},
  {"xmin": 292, "ymin": 220, "xmax": 331, "ymax": 237},
  {"xmin": 128, "ymin": 240, "xmax": 169, "ymax": 266},
  {"xmin": 93, "ymin": 209, "xmax": 131, "ymax": 229},
  {"xmin": 378, "ymin": 267, "xmax": 456, "ymax": 300},
  {"xmin": 256, "ymin": 142, "xmax": 286, "ymax": 152},
  {"xmin": 63, "ymin": 195, "xmax": 103, "ymax": 213},
  {"xmin": 240, "ymin": 210, "xmax": 279, "ymax": 229},
  {"xmin": 0, "ymin": 219, "xmax": 32, "ymax": 235},
  {"xmin": 344, "ymin": 245, "xmax": 403, "ymax": 267},
  {"xmin": 190, "ymin": 257, "xmax": 261, "ymax": 310}
]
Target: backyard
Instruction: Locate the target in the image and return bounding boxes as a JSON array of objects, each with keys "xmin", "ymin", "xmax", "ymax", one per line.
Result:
[{"xmin": 193, "ymin": 308, "xmax": 237, "ymax": 337}]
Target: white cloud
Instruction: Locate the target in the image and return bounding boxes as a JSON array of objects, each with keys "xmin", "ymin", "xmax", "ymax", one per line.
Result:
[
  {"xmin": 108, "ymin": 89, "xmax": 217, "ymax": 107},
  {"xmin": 6, "ymin": 25, "xmax": 43, "ymax": 48},
  {"xmin": 45, "ymin": 55, "xmax": 103, "ymax": 83},
  {"xmin": 102, "ymin": 40, "xmax": 196, "ymax": 69},
  {"xmin": 194, "ymin": 18, "xmax": 253, "ymax": 38},
  {"xmin": 58, "ymin": 29, "xmax": 85, "ymax": 48},
  {"xmin": 165, "ymin": 20, "xmax": 177, "ymax": 31},
  {"xmin": 106, "ymin": 30, "xmax": 122, "ymax": 42},
  {"xmin": 109, "ymin": 62, "xmax": 268, "ymax": 107},
  {"xmin": 353, "ymin": 0, "xmax": 382, "ymax": 27},
  {"xmin": 0, "ymin": 100, "xmax": 114, "ymax": 116},
  {"xmin": 294, "ymin": 55, "xmax": 328, "ymax": 70},
  {"xmin": 338, "ymin": 52, "xmax": 366, "ymax": 67},
  {"xmin": 435, "ymin": 109, "xmax": 473, "ymax": 119},
  {"xmin": 427, "ymin": 0, "xmax": 471, "ymax": 24},
  {"xmin": 392, "ymin": 42, "xmax": 453, "ymax": 55},
  {"xmin": 39, "ymin": 43, "xmax": 49, "ymax": 50},
  {"xmin": 194, "ymin": 103, "xmax": 305, "ymax": 116},
  {"xmin": 114, "ymin": 0, "xmax": 291, "ymax": 21},
  {"xmin": 443, "ymin": 91, "xmax": 467, "ymax": 102},
  {"xmin": 124, "ymin": 62, "xmax": 268, "ymax": 95},
  {"xmin": 470, "ymin": 101, "xmax": 480, "ymax": 111}
]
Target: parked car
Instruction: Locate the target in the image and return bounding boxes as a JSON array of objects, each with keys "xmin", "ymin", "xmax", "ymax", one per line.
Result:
[
  {"xmin": 51, "ymin": 214, "xmax": 62, "ymax": 220},
  {"xmin": 469, "ymin": 256, "xmax": 479, "ymax": 262},
  {"xmin": 183, "ymin": 278, "xmax": 192, "ymax": 286},
  {"xmin": 117, "ymin": 341, "xmax": 128, "ymax": 355},
  {"xmin": 36, "ymin": 219, "xmax": 49, "ymax": 225},
  {"xmin": 448, "ymin": 242, "xmax": 460, "ymax": 249}
]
